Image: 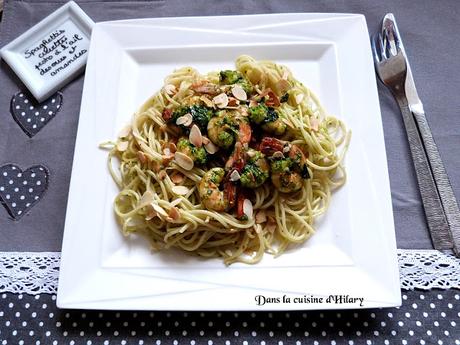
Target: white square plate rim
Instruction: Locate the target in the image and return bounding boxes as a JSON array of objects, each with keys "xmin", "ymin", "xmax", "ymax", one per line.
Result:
[{"xmin": 58, "ymin": 13, "xmax": 400, "ymax": 310}]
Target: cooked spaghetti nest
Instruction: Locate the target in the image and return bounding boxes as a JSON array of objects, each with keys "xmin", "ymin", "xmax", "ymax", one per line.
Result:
[{"xmin": 104, "ymin": 55, "xmax": 351, "ymax": 265}]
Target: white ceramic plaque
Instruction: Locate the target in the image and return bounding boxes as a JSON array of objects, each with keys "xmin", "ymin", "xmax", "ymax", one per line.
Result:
[{"xmin": 0, "ymin": 1, "xmax": 94, "ymax": 102}]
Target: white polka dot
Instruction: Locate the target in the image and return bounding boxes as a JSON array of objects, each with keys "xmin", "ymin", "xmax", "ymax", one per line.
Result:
[
  {"xmin": 5, "ymin": 194, "xmax": 10, "ymax": 200},
  {"xmin": 20, "ymin": 196, "xmax": 25, "ymax": 200},
  {"xmin": 409, "ymin": 330, "xmax": 414, "ymax": 336},
  {"xmin": 17, "ymin": 211, "xmax": 22, "ymax": 215},
  {"xmin": 15, "ymin": 105, "xmax": 20, "ymax": 109},
  {"xmin": 26, "ymin": 203, "xmax": 31, "ymax": 207},
  {"xmin": 416, "ymin": 321, "xmax": 422, "ymax": 326},
  {"xmin": 412, "ymin": 303, "xmax": 418, "ymax": 309},
  {"xmin": 36, "ymin": 181, "xmax": 42, "ymax": 185},
  {"xmin": 48, "ymin": 111, "xmax": 53, "ymax": 115},
  {"xmin": 0, "ymin": 187, "xmax": 4, "ymax": 191},
  {"xmin": 32, "ymin": 124, "xmax": 37, "ymax": 129},
  {"xmin": 31, "ymin": 173, "xmax": 36, "ymax": 178},
  {"xmin": 14, "ymin": 187, "xmax": 19, "ymax": 192},
  {"xmin": 40, "ymin": 118, "xmax": 45, "ymax": 122},
  {"xmin": 8, "ymin": 180, "xmax": 13, "ymax": 184},
  {"xmin": 441, "ymin": 312, "xmax": 446, "ymax": 317},
  {"xmin": 23, "ymin": 181, "xmax": 27, "ymax": 185},
  {"xmin": 444, "ymin": 330, "xmax": 449, "ymax": 336},
  {"xmin": 11, "ymin": 203, "xmax": 16, "ymax": 208},
  {"xmin": 21, "ymin": 112, "xmax": 25, "ymax": 116},
  {"xmin": 434, "ymin": 321, "xmax": 439, "ymax": 327},
  {"xmin": 24, "ymin": 99, "xmax": 29, "ymax": 104},
  {"xmin": 35, "ymin": 111, "xmax": 39, "ymax": 116},
  {"xmin": 427, "ymin": 330, "xmax": 432, "ymax": 336},
  {"xmin": 430, "ymin": 303, "xmax": 435, "ymax": 309},
  {"xmin": 29, "ymin": 188, "xmax": 34, "ymax": 193},
  {"xmin": 2, "ymin": 172, "xmax": 6, "ymax": 176},
  {"xmin": 29, "ymin": 106, "xmax": 34, "ymax": 110},
  {"xmin": 19, "ymin": 94, "xmax": 24, "ymax": 97},
  {"xmin": 51, "ymin": 99, "xmax": 56, "ymax": 103},
  {"xmin": 43, "ymin": 105, "xmax": 48, "ymax": 109},
  {"xmin": 27, "ymin": 118, "xmax": 31, "ymax": 123}
]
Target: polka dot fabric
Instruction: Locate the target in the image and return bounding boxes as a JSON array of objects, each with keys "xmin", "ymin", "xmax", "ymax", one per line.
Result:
[
  {"xmin": 0, "ymin": 291, "xmax": 458, "ymax": 344},
  {"xmin": 0, "ymin": 164, "xmax": 49, "ymax": 220},
  {"xmin": 10, "ymin": 91, "xmax": 63, "ymax": 138}
]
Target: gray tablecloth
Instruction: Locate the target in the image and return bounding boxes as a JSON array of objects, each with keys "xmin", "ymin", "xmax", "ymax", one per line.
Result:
[{"xmin": 1, "ymin": 0, "xmax": 459, "ymax": 251}]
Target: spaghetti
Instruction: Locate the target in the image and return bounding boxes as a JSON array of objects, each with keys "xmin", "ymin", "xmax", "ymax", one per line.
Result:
[{"xmin": 104, "ymin": 55, "xmax": 350, "ymax": 265}]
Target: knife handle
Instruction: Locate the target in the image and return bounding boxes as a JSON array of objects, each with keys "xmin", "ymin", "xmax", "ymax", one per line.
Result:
[
  {"xmin": 411, "ymin": 108, "xmax": 460, "ymax": 256},
  {"xmin": 396, "ymin": 97, "xmax": 453, "ymax": 249}
]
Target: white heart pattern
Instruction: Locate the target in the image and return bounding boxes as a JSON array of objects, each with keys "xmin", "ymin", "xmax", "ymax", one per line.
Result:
[
  {"xmin": 0, "ymin": 164, "xmax": 49, "ymax": 220},
  {"xmin": 10, "ymin": 91, "xmax": 63, "ymax": 137}
]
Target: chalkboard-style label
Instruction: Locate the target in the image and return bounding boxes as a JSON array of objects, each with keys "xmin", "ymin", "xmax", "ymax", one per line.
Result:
[{"xmin": 0, "ymin": 1, "xmax": 94, "ymax": 102}]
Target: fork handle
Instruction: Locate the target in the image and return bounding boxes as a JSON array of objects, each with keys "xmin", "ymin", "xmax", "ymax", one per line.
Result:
[
  {"xmin": 411, "ymin": 107, "xmax": 460, "ymax": 255},
  {"xmin": 396, "ymin": 97, "xmax": 453, "ymax": 249}
]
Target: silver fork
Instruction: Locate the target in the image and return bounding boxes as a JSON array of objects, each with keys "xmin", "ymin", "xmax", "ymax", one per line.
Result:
[{"xmin": 372, "ymin": 15, "xmax": 460, "ymax": 254}]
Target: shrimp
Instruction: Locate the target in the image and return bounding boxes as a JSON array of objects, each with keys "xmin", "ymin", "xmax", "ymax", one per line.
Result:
[
  {"xmin": 239, "ymin": 149, "xmax": 270, "ymax": 188},
  {"xmin": 260, "ymin": 137, "xmax": 309, "ymax": 193},
  {"xmin": 198, "ymin": 167, "xmax": 236, "ymax": 212},
  {"xmin": 207, "ymin": 110, "xmax": 252, "ymax": 149},
  {"xmin": 176, "ymin": 137, "xmax": 208, "ymax": 165},
  {"xmin": 248, "ymin": 104, "xmax": 286, "ymax": 136}
]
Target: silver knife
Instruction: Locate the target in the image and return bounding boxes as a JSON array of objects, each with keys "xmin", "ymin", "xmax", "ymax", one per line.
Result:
[{"xmin": 383, "ymin": 14, "xmax": 460, "ymax": 255}]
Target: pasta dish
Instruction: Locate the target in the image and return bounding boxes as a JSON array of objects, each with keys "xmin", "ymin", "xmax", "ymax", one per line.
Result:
[{"xmin": 104, "ymin": 55, "xmax": 350, "ymax": 264}]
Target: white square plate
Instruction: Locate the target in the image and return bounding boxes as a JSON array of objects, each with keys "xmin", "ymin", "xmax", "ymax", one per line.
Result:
[{"xmin": 57, "ymin": 13, "xmax": 401, "ymax": 310}]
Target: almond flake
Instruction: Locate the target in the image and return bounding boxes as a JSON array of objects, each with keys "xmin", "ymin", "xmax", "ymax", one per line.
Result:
[
  {"xmin": 200, "ymin": 96, "xmax": 214, "ymax": 108},
  {"xmin": 176, "ymin": 113, "xmax": 193, "ymax": 126},
  {"xmin": 202, "ymin": 136, "xmax": 210, "ymax": 145},
  {"xmin": 168, "ymin": 207, "xmax": 180, "ymax": 221},
  {"xmin": 282, "ymin": 144, "xmax": 291, "ymax": 153},
  {"xmin": 152, "ymin": 203, "xmax": 168, "ymax": 217},
  {"xmin": 272, "ymin": 151, "xmax": 284, "ymax": 159},
  {"xmin": 282, "ymin": 70, "xmax": 289, "ymax": 80},
  {"xmin": 172, "ymin": 185, "xmax": 190, "ymax": 196},
  {"xmin": 229, "ymin": 170, "xmax": 241, "ymax": 182},
  {"xmin": 139, "ymin": 191, "xmax": 154, "ymax": 206},
  {"xmin": 171, "ymin": 173, "xmax": 185, "ymax": 184},
  {"xmin": 243, "ymin": 199, "xmax": 253, "ymax": 219},
  {"xmin": 295, "ymin": 93, "xmax": 304, "ymax": 105},
  {"xmin": 116, "ymin": 141, "xmax": 129, "ymax": 152},
  {"xmin": 158, "ymin": 170, "xmax": 167, "ymax": 180},
  {"xmin": 276, "ymin": 79, "xmax": 290, "ymax": 94},
  {"xmin": 137, "ymin": 151, "xmax": 147, "ymax": 164},
  {"xmin": 310, "ymin": 117, "xmax": 319, "ymax": 131},
  {"xmin": 231, "ymin": 85, "xmax": 247, "ymax": 101},
  {"xmin": 212, "ymin": 93, "xmax": 229, "ymax": 108},
  {"xmin": 145, "ymin": 206, "xmax": 158, "ymax": 220},
  {"xmin": 255, "ymin": 210, "xmax": 267, "ymax": 224},
  {"xmin": 174, "ymin": 152, "xmax": 194, "ymax": 170},
  {"xmin": 164, "ymin": 84, "xmax": 177, "ymax": 95},
  {"xmin": 118, "ymin": 125, "xmax": 131, "ymax": 138},
  {"xmin": 204, "ymin": 141, "xmax": 219, "ymax": 154},
  {"xmin": 189, "ymin": 124, "xmax": 203, "ymax": 147}
]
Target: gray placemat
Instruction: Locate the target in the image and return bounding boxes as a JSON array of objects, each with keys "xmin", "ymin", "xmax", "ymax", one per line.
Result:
[{"xmin": 0, "ymin": 0, "xmax": 459, "ymax": 251}]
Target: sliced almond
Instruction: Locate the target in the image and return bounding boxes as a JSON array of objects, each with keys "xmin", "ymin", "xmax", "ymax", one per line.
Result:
[
  {"xmin": 310, "ymin": 117, "xmax": 319, "ymax": 131},
  {"xmin": 118, "ymin": 125, "xmax": 131, "ymax": 138},
  {"xmin": 139, "ymin": 191, "xmax": 154, "ymax": 206},
  {"xmin": 116, "ymin": 141, "xmax": 129, "ymax": 152},
  {"xmin": 282, "ymin": 144, "xmax": 291, "ymax": 153},
  {"xmin": 164, "ymin": 84, "xmax": 177, "ymax": 96},
  {"xmin": 212, "ymin": 93, "xmax": 229, "ymax": 108},
  {"xmin": 200, "ymin": 96, "xmax": 214, "ymax": 108},
  {"xmin": 137, "ymin": 151, "xmax": 147, "ymax": 164},
  {"xmin": 204, "ymin": 141, "xmax": 219, "ymax": 154},
  {"xmin": 158, "ymin": 170, "xmax": 167, "ymax": 180},
  {"xmin": 229, "ymin": 170, "xmax": 241, "ymax": 182},
  {"xmin": 171, "ymin": 172, "xmax": 185, "ymax": 184},
  {"xmin": 168, "ymin": 207, "xmax": 180, "ymax": 221},
  {"xmin": 276, "ymin": 79, "xmax": 290, "ymax": 94},
  {"xmin": 255, "ymin": 210, "xmax": 267, "ymax": 224},
  {"xmin": 246, "ymin": 150, "xmax": 257, "ymax": 158},
  {"xmin": 145, "ymin": 206, "xmax": 157, "ymax": 220},
  {"xmin": 152, "ymin": 203, "xmax": 168, "ymax": 217},
  {"xmin": 272, "ymin": 151, "xmax": 284, "ymax": 159},
  {"xmin": 282, "ymin": 70, "xmax": 289, "ymax": 80},
  {"xmin": 231, "ymin": 85, "xmax": 247, "ymax": 101},
  {"xmin": 227, "ymin": 97, "xmax": 240, "ymax": 107},
  {"xmin": 172, "ymin": 185, "xmax": 190, "ymax": 196},
  {"xmin": 295, "ymin": 93, "xmax": 304, "ymax": 105},
  {"xmin": 249, "ymin": 100, "xmax": 258, "ymax": 108},
  {"xmin": 266, "ymin": 220, "xmax": 277, "ymax": 233},
  {"xmin": 189, "ymin": 124, "xmax": 203, "ymax": 148},
  {"xmin": 243, "ymin": 199, "xmax": 253, "ymax": 219},
  {"xmin": 202, "ymin": 136, "xmax": 210, "ymax": 145},
  {"xmin": 151, "ymin": 160, "xmax": 161, "ymax": 172},
  {"xmin": 176, "ymin": 113, "xmax": 193, "ymax": 126},
  {"xmin": 174, "ymin": 152, "xmax": 194, "ymax": 171}
]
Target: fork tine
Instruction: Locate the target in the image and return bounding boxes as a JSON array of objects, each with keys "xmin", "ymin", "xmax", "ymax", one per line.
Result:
[{"xmin": 378, "ymin": 32, "xmax": 387, "ymax": 60}]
